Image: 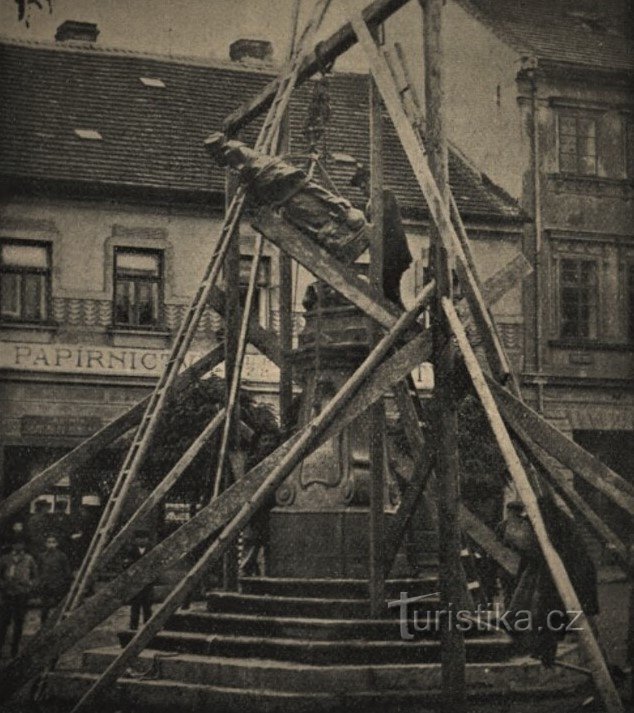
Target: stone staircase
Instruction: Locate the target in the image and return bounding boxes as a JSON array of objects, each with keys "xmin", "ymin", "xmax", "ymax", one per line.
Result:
[{"xmin": 47, "ymin": 575, "xmax": 589, "ymax": 712}]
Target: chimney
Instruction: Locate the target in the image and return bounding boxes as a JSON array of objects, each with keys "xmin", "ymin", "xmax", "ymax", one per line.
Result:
[
  {"xmin": 229, "ymin": 39, "xmax": 273, "ymax": 63},
  {"xmin": 55, "ymin": 20, "xmax": 99, "ymax": 43}
]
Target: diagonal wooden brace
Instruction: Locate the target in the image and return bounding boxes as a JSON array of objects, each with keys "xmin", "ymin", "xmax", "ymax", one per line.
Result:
[
  {"xmin": 253, "ymin": 206, "xmax": 401, "ymax": 329},
  {"xmin": 489, "ymin": 376, "xmax": 634, "ymax": 516}
]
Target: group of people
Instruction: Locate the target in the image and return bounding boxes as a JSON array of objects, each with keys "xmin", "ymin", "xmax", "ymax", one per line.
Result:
[{"xmin": 0, "ymin": 527, "xmax": 70, "ymax": 658}]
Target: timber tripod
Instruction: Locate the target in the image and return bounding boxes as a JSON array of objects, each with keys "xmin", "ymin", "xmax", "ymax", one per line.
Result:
[{"xmin": 0, "ymin": 1, "xmax": 631, "ymax": 712}]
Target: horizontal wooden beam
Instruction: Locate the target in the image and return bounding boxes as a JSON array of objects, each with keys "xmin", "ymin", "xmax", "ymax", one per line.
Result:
[
  {"xmin": 489, "ymin": 376, "xmax": 634, "ymax": 517},
  {"xmin": 223, "ymin": 0, "xmax": 411, "ymax": 135},
  {"xmin": 253, "ymin": 207, "xmax": 401, "ymax": 328},
  {"xmin": 0, "ymin": 344, "xmax": 225, "ymax": 525},
  {"xmin": 0, "ymin": 329, "xmax": 432, "ymax": 698}
]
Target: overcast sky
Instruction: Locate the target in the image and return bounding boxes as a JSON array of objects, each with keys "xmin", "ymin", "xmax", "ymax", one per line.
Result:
[{"xmin": 0, "ymin": 0, "xmax": 424, "ymax": 73}]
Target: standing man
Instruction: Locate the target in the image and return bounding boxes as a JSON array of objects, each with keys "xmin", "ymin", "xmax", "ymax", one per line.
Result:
[
  {"xmin": 0, "ymin": 539, "xmax": 38, "ymax": 657},
  {"xmin": 37, "ymin": 534, "xmax": 71, "ymax": 625},
  {"xmin": 123, "ymin": 530, "xmax": 154, "ymax": 630}
]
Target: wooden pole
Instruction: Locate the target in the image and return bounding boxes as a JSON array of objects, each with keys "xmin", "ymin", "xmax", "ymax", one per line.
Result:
[
  {"xmin": 221, "ymin": 168, "xmax": 242, "ymax": 591},
  {"xmin": 368, "ymin": 51, "xmax": 386, "ymax": 617},
  {"xmin": 277, "ymin": 1, "xmax": 299, "ymax": 436},
  {"xmin": 443, "ymin": 296, "xmax": 624, "ymax": 713},
  {"xmin": 421, "ymin": 1, "xmax": 466, "ymax": 709}
]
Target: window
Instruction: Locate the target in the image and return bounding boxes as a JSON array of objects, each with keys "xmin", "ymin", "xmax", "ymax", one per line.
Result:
[
  {"xmin": 114, "ymin": 248, "xmax": 162, "ymax": 327},
  {"xmin": 558, "ymin": 114, "xmax": 597, "ymax": 176},
  {"xmin": 559, "ymin": 258, "xmax": 598, "ymax": 339},
  {"xmin": 0, "ymin": 241, "xmax": 50, "ymax": 322}
]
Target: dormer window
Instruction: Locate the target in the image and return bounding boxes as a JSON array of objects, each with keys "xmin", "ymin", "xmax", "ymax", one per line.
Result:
[
  {"xmin": 74, "ymin": 128, "xmax": 103, "ymax": 141},
  {"xmin": 140, "ymin": 77, "xmax": 166, "ymax": 88}
]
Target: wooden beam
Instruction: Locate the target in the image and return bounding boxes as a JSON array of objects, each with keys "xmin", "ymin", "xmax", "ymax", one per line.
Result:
[
  {"xmin": 506, "ymin": 419, "xmax": 628, "ymax": 569},
  {"xmin": 458, "ymin": 505, "xmax": 519, "ymax": 578},
  {"xmin": 223, "ymin": 0, "xmax": 411, "ymax": 135},
  {"xmin": 0, "ymin": 344, "xmax": 225, "ymax": 525},
  {"xmin": 351, "ymin": 15, "xmax": 511, "ymax": 384},
  {"xmin": 419, "ymin": 1, "xmax": 466, "ymax": 707},
  {"xmin": 384, "ymin": 448, "xmax": 434, "ymax": 572},
  {"xmin": 208, "ymin": 286, "xmax": 281, "ymax": 366},
  {"xmin": 252, "ymin": 206, "xmax": 401, "ymax": 328},
  {"xmin": 0, "ymin": 312, "xmax": 434, "ymax": 699},
  {"xmin": 489, "ymin": 376, "xmax": 634, "ymax": 515},
  {"xmin": 443, "ymin": 296, "xmax": 624, "ymax": 713},
  {"xmin": 368, "ymin": 64, "xmax": 386, "ymax": 618}
]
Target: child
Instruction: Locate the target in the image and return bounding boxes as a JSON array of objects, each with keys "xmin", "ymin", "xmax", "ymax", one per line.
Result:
[
  {"xmin": 38, "ymin": 534, "xmax": 71, "ymax": 625},
  {"xmin": 0, "ymin": 539, "xmax": 38, "ymax": 657}
]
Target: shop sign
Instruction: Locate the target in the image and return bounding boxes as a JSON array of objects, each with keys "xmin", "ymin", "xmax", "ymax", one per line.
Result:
[{"xmin": 0, "ymin": 341, "xmax": 279, "ymax": 383}]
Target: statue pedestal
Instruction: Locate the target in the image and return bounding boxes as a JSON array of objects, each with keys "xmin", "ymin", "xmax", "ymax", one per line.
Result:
[{"xmin": 266, "ymin": 284, "xmax": 437, "ymax": 579}]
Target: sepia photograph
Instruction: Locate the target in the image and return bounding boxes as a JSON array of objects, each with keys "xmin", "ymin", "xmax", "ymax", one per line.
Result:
[{"xmin": 0, "ymin": 0, "xmax": 632, "ymax": 711}]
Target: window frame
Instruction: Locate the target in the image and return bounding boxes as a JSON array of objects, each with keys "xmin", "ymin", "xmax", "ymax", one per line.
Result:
[
  {"xmin": 0, "ymin": 239, "xmax": 52, "ymax": 324},
  {"xmin": 112, "ymin": 246, "xmax": 164, "ymax": 329},
  {"xmin": 557, "ymin": 110, "xmax": 599, "ymax": 177},
  {"xmin": 557, "ymin": 255, "xmax": 600, "ymax": 341}
]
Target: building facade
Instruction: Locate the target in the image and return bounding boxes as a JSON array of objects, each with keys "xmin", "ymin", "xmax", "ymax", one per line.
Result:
[
  {"xmin": 0, "ymin": 22, "xmax": 526, "ymax": 519},
  {"xmin": 442, "ymin": 0, "xmax": 633, "ymax": 538}
]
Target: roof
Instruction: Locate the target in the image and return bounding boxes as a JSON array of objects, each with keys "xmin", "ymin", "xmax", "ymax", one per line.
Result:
[
  {"xmin": 0, "ymin": 37, "xmax": 523, "ymax": 223},
  {"xmin": 456, "ymin": 0, "xmax": 633, "ymax": 73}
]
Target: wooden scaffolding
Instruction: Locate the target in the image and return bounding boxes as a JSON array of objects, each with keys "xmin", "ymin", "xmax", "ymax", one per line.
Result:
[{"xmin": 0, "ymin": 1, "xmax": 631, "ymax": 712}]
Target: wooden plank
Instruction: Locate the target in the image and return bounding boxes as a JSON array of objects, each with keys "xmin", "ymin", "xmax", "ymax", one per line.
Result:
[
  {"xmin": 474, "ymin": 253, "xmax": 532, "ymax": 308},
  {"xmin": 419, "ymin": 2, "xmax": 466, "ymax": 707},
  {"xmin": 368, "ymin": 68, "xmax": 386, "ymax": 618},
  {"xmin": 223, "ymin": 0, "xmax": 410, "ymax": 134},
  {"xmin": 351, "ymin": 15, "xmax": 511, "ymax": 384},
  {"xmin": 443, "ymin": 296, "xmax": 624, "ymax": 713},
  {"xmin": 99, "ymin": 409, "xmax": 226, "ymax": 567},
  {"xmin": 0, "ymin": 308, "xmax": 434, "ymax": 700},
  {"xmin": 0, "ymin": 344, "xmax": 225, "ymax": 525},
  {"xmin": 458, "ymin": 505, "xmax": 519, "ymax": 578},
  {"xmin": 384, "ymin": 448, "xmax": 434, "ymax": 572},
  {"xmin": 517, "ymin": 428, "xmax": 629, "ymax": 570},
  {"xmin": 252, "ymin": 206, "xmax": 401, "ymax": 328},
  {"xmin": 208, "ymin": 285, "xmax": 281, "ymax": 366},
  {"xmin": 489, "ymin": 376, "xmax": 634, "ymax": 514}
]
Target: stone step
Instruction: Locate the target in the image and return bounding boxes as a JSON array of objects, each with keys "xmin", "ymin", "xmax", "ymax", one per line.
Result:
[
  {"xmin": 166, "ymin": 610, "xmax": 500, "ymax": 641},
  {"xmin": 117, "ymin": 628, "xmax": 514, "ymax": 665},
  {"xmin": 238, "ymin": 576, "xmax": 442, "ymax": 600},
  {"xmin": 81, "ymin": 645, "xmax": 585, "ymax": 696},
  {"xmin": 205, "ymin": 591, "xmax": 446, "ymax": 619},
  {"xmin": 47, "ymin": 665, "xmax": 588, "ymax": 713}
]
